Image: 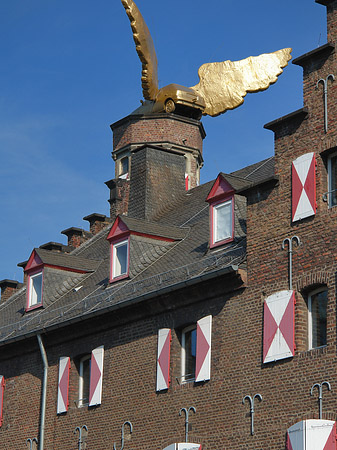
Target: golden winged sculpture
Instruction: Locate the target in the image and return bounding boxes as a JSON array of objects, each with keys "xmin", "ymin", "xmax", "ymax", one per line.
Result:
[{"xmin": 121, "ymin": 0, "xmax": 292, "ymax": 118}]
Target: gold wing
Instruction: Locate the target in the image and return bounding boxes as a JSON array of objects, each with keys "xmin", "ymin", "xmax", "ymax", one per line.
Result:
[
  {"xmin": 191, "ymin": 48, "xmax": 292, "ymax": 117},
  {"xmin": 121, "ymin": 0, "xmax": 159, "ymax": 100}
]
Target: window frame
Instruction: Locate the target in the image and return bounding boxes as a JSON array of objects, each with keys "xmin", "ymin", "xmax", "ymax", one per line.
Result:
[
  {"xmin": 327, "ymin": 151, "xmax": 337, "ymax": 208},
  {"xmin": 210, "ymin": 196, "xmax": 234, "ymax": 248},
  {"xmin": 26, "ymin": 269, "xmax": 44, "ymax": 311},
  {"xmin": 307, "ymin": 287, "xmax": 328, "ymax": 350},
  {"xmin": 181, "ymin": 324, "xmax": 197, "ymax": 383},
  {"xmin": 110, "ymin": 237, "xmax": 130, "ymax": 282},
  {"xmin": 78, "ymin": 354, "xmax": 91, "ymax": 407},
  {"xmin": 119, "ymin": 156, "xmax": 129, "ymax": 179}
]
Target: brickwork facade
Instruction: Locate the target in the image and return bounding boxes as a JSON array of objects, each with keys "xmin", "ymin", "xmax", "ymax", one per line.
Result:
[{"xmin": 1, "ymin": 2, "xmax": 337, "ymax": 450}]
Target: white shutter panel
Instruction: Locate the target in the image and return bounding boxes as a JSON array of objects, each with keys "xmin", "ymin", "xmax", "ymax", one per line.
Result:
[
  {"xmin": 177, "ymin": 444, "xmax": 202, "ymax": 450},
  {"xmin": 263, "ymin": 290, "xmax": 295, "ymax": 363},
  {"xmin": 89, "ymin": 346, "xmax": 104, "ymax": 406},
  {"xmin": 306, "ymin": 420, "xmax": 336, "ymax": 450},
  {"xmin": 163, "ymin": 444, "xmax": 202, "ymax": 450},
  {"xmin": 195, "ymin": 315, "xmax": 212, "ymax": 382},
  {"xmin": 57, "ymin": 356, "xmax": 70, "ymax": 414},
  {"xmin": 156, "ymin": 328, "xmax": 171, "ymax": 391},
  {"xmin": 286, "ymin": 421, "xmax": 305, "ymax": 450},
  {"xmin": 0, "ymin": 376, "xmax": 4, "ymax": 427},
  {"xmin": 287, "ymin": 420, "xmax": 336, "ymax": 450}
]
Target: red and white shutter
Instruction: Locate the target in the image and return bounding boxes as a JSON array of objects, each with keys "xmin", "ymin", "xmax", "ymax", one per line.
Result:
[
  {"xmin": 0, "ymin": 376, "xmax": 4, "ymax": 427},
  {"xmin": 89, "ymin": 345, "xmax": 104, "ymax": 406},
  {"xmin": 195, "ymin": 315, "xmax": 212, "ymax": 382},
  {"xmin": 57, "ymin": 356, "xmax": 70, "ymax": 414},
  {"xmin": 156, "ymin": 328, "xmax": 171, "ymax": 391},
  {"xmin": 263, "ymin": 290, "xmax": 295, "ymax": 364},
  {"xmin": 185, "ymin": 173, "xmax": 189, "ymax": 190},
  {"xmin": 287, "ymin": 420, "xmax": 336, "ymax": 450},
  {"xmin": 292, "ymin": 152, "xmax": 316, "ymax": 222}
]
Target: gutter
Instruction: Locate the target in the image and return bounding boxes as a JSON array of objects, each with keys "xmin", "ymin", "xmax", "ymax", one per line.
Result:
[
  {"xmin": 37, "ymin": 334, "xmax": 48, "ymax": 450},
  {"xmin": 0, "ymin": 264, "xmax": 242, "ymax": 347}
]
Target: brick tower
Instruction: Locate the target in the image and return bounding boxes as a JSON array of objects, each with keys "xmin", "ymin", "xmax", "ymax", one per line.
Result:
[{"xmin": 106, "ymin": 112, "xmax": 206, "ymax": 219}]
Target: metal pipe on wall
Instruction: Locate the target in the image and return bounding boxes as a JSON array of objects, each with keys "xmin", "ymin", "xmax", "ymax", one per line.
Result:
[{"xmin": 37, "ymin": 334, "xmax": 48, "ymax": 450}]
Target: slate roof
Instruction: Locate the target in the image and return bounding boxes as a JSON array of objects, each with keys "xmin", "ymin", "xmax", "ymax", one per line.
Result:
[
  {"xmin": 120, "ymin": 216, "xmax": 187, "ymax": 240},
  {"xmin": 231, "ymin": 156, "xmax": 275, "ymax": 185},
  {"xmin": 0, "ymin": 155, "xmax": 275, "ymax": 345},
  {"xmin": 32, "ymin": 248, "xmax": 100, "ymax": 272}
]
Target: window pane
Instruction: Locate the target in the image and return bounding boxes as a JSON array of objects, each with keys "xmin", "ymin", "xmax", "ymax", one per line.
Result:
[
  {"xmin": 82, "ymin": 358, "xmax": 91, "ymax": 403},
  {"xmin": 311, "ymin": 290, "xmax": 327, "ymax": 348},
  {"xmin": 183, "ymin": 328, "xmax": 197, "ymax": 380},
  {"xmin": 30, "ymin": 273, "xmax": 42, "ymax": 306},
  {"xmin": 114, "ymin": 242, "xmax": 128, "ymax": 277},
  {"xmin": 214, "ymin": 201, "xmax": 232, "ymax": 242},
  {"xmin": 329, "ymin": 154, "xmax": 337, "ymax": 207},
  {"xmin": 121, "ymin": 157, "xmax": 129, "ymax": 175},
  {"xmin": 79, "ymin": 356, "xmax": 91, "ymax": 405}
]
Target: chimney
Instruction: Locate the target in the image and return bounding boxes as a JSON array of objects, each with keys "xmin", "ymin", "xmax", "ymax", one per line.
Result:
[
  {"xmin": 39, "ymin": 242, "xmax": 72, "ymax": 252},
  {"xmin": 61, "ymin": 227, "xmax": 93, "ymax": 248},
  {"xmin": 105, "ymin": 178, "xmax": 130, "ymax": 219},
  {"xmin": 83, "ymin": 213, "xmax": 112, "ymax": 235},
  {"xmin": 0, "ymin": 279, "xmax": 23, "ymax": 303},
  {"xmin": 17, "ymin": 260, "xmax": 28, "ymax": 283}
]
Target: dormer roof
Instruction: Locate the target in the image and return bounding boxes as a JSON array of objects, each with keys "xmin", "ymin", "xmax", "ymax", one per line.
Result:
[
  {"xmin": 25, "ymin": 248, "xmax": 100, "ymax": 273},
  {"xmin": 107, "ymin": 216, "xmax": 187, "ymax": 242}
]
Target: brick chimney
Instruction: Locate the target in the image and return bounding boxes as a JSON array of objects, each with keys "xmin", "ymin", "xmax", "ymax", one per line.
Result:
[
  {"xmin": 83, "ymin": 213, "xmax": 112, "ymax": 235},
  {"xmin": 0, "ymin": 279, "xmax": 23, "ymax": 303},
  {"xmin": 61, "ymin": 227, "xmax": 93, "ymax": 248},
  {"xmin": 109, "ymin": 112, "xmax": 205, "ymax": 219},
  {"xmin": 39, "ymin": 242, "xmax": 73, "ymax": 252},
  {"xmin": 105, "ymin": 178, "xmax": 130, "ymax": 219}
]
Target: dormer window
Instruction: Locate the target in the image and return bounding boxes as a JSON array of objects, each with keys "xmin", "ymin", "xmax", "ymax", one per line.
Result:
[
  {"xmin": 27, "ymin": 270, "xmax": 43, "ymax": 309},
  {"xmin": 111, "ymin": 238, "xmax": 129, "ymax": 280},
  {"xmin": 24, "ymin": 248, "xmax": 99, "ymax": 311},
  {"xmin": 107, "ymin": 215, "xmax": 185, "ymax": 284},
  {"xmin": 206, "ymin": 174, "xmax": 235, "ymax": 248},
  {"xmin": 212, "ymin": 198, "xmax": 233, "ymax": 244}
]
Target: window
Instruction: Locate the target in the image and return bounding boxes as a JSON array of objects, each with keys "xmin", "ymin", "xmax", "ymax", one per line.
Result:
[
  {"xmin": 308, "ymin": 288, "xmax": 328, "ymax": 349},
  {"xmin": 181, "ymin": 325, "xmax": 197, "ymax": 382},
  {"xmin": 213, "ymin": 199, "xmax": 233, "ymax": 244},
  {"xmin": 119, "ymin": 157, "xmax": 129, "ymax": 179},
  {"xmin": 111, "ymin": 239, "xmax": 129, "ymax": 280},
  {"xmin": 27, "ymin": 271, "xmax": 43, "ymax": 309},
  {"xmin": 78, "ymin": 355, "xmax": 91, "ymax": 407},
  {"xmin": 327, "ymin": 152, "xmax": 337, "ymax": 207},
  {"xmin": 206, "ymin": 174, "xmax": 235, "ymax": 249}
]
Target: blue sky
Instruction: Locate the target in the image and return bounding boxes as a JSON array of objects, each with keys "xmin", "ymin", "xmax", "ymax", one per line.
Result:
[{"xmin": 0, "ymin": 1, "xmax": 327, "ymax": 282}]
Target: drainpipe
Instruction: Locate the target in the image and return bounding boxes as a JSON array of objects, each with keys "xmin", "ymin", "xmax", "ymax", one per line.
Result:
[{"xmin": 37, "ymin": 334, "xmax": 48, "ymax": 450}]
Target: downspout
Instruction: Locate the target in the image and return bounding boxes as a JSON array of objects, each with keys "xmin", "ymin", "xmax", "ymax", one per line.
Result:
[{"xmin": 37, "ymin": 334, "xmax": 48, "ymax": 450}]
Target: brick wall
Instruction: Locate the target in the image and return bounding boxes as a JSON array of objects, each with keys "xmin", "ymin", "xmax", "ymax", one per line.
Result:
[
  {"xmin": 111, "ymin": 114, "xmax": 204, "ymax": 154},
  {"xmin": 111, "ymin": 114, "xmax": 205, "ymax": 192}
]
